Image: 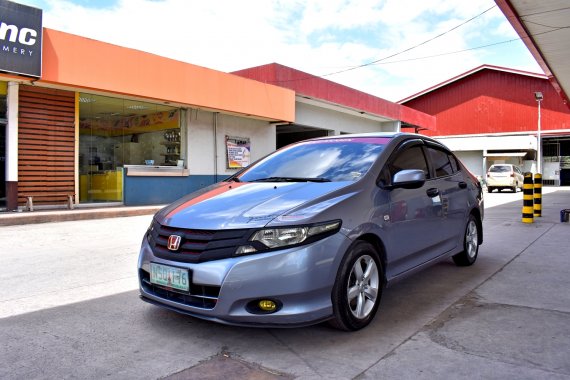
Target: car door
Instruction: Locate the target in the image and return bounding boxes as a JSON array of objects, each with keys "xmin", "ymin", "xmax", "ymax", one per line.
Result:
[
  {"xmin": 424, "ymin": 144, "xmax": 469, "ymax": 254},
  {"xmin": 376, "ymin": 140, "xmax": 444, "ymax": 278}
]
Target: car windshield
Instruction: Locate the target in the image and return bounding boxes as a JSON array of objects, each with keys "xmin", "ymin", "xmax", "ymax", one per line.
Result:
[
  {"xmin": 490, "ymin": 165, "xmax": 511, "ymax": 173},
  {"xmin": 237, "ymin": 137, "xmax": 391, "ymax": 183}
]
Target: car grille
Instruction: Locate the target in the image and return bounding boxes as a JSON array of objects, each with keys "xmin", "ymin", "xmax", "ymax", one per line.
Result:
[
  {"xmin": 139, "ymin": 269, "xmax": 220, "ymax": 309},
  {"xmin": 147, "ymin": 219, "xmax": 254, "ymax": 263}
]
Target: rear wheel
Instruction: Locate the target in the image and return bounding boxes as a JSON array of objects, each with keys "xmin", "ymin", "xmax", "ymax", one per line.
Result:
[
  {"xmin": 330, "ymin": 241, "xmax": 383, "ymax": 331},
  {"xmin": 487, "ymin": 187, "xmax": 494, "ymax": 193},
  {"xmin": 453, "ymin": 215, "xmax": 480, "ymax": 266}
]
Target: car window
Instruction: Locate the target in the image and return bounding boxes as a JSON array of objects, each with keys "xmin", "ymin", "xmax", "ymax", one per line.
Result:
[
  {"xmin": 490, "ymin": 165, "xmax": 511, "ymax": 173},
  {"xmin": 238, "ymin": 137, "xmax": 390, "ymax": 182},
  {"xmin": 449, "ymin": 154, "xmax": 459, "ymax": 173},
  {"xmin": 426, "ymin": 147, "xmax": 454, "ymax": 177},
  {"xmin": 388, "ymin": 145, "xmax": 429, "ymax": 178}
]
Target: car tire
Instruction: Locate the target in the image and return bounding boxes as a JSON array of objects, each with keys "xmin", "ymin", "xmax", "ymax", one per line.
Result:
[
  {"xmin": 452, "ymin": 214, "xmax": 480, "ymax": 267},
  {"xmin": 487, "ymin": 187, "xmax": 493, "ymax": 193},
  {"xmin": 330, "ymin": 241, "xmax": 383, "ymax": 331},
  {"xmin": 511, "ymin": 186, "xmax": 517, "ymax": 193}
]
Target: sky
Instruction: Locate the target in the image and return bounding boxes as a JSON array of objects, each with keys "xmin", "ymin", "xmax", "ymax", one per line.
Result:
[{"xmin": 18, "ymin": 0, "xmax": 543, "ymax": 102}]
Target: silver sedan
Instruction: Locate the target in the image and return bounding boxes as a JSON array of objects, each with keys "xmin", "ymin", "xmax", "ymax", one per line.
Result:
[{"xmin": 138, "ymin": 132, "xmax": 484, "ymax": 330}]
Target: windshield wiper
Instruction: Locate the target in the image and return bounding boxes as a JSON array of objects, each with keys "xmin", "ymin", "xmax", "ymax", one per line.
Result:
[{"xmin": 250, "ymin": 177, "xmax": 331, "ymax": 183}]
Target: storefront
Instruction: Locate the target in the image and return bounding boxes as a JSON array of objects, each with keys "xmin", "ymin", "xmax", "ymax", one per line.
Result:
[
  {"xmin": 0, "ymin": 11, "xmax": 294, "ymax": 210},
  {"xmin": 2, "ymin": 1, "xmax": 434, "ymax": 211}
]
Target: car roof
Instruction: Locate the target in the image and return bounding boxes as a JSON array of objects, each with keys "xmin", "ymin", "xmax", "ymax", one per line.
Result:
[{"xmin": 310, "ymin": 132, "xmax": 449, "ymax": 150}]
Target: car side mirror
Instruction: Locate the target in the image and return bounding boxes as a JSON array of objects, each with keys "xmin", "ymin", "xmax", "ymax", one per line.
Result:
[{"xmin": 391, "ymin": 169, "xmax": 426, "ymax": 189}]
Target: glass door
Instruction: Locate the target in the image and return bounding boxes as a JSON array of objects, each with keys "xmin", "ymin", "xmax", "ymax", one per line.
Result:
[{"xmin": 78, "ymin": 93, "xmax": 180, "ymax": 204}]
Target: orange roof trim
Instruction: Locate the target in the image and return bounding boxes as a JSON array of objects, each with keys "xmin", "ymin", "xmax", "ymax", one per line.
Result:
[{"xmin": 39, "ymin": 29, "xmax": 295, "ymax": 122}]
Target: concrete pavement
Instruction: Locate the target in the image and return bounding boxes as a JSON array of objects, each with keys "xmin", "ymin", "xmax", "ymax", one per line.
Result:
[{"xmin": 0, "ymin": 188, "xmax": 569, "ymax": 379}]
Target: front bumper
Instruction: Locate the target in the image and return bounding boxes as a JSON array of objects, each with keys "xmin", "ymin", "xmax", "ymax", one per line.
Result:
[{"xmin": 138, "ymin": 232, "xmax": 352, "ymax": 327}]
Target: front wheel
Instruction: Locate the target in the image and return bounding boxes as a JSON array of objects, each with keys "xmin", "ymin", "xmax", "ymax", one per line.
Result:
[
  {"xmin": 330, "ymin": 241, "xmax": 383, "ymax": 331},
  {"xmin": 452, "ymin": 215, "xmax": 480, "ymax": 266}
]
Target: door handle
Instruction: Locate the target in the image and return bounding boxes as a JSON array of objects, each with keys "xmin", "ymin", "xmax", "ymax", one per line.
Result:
[
  {"xmin": 426, "ymin": 188, "xmax": 439, "ymax": 198},
  {"xmin": 458, "ymin": 181, "xmax": 467, "ymax": 189}
]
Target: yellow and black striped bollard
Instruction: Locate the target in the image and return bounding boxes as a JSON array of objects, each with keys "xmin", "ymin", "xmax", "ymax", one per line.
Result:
[
  {"xmin": 534, "ymin": 173, "xmax": 542, "ymax": 217},
  {"xmin": 522, "ymin": 172, "xmax": 534, "ymax": 223}
]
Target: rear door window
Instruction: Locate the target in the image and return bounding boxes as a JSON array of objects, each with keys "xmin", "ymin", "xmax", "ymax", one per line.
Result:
[{"xmin": 449, "ymin": 154, "xmax": 460, "ymax": 173}]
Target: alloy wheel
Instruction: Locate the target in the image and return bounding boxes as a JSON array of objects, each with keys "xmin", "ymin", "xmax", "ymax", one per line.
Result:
[{"xmin": 346, "ymin": 255, "xmax": 380, "ymax": 319}]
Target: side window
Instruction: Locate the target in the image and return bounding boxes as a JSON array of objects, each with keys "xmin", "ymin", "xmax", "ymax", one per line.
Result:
[
  {"xmin": 427, "ymin": 147, "xmax": 454, "ymax": 178},
  {"xmin": 449, "ymin": 154, "xmax": 460, "ymax": 173},
  {"xmin": 388, "ymin": 145, "xmax": 429, "ymax": 179}
]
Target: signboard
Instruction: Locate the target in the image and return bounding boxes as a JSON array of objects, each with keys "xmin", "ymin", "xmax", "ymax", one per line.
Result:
[
  {"xmin": 0, "ymin": 0, "xmax": 43, "ymax": 77},
  {"xmin": 226, "ymin": 136, "xmax": 251, "ymax": 169}
]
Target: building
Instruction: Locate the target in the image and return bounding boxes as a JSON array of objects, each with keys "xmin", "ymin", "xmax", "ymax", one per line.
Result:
[
  {"xmin": 400, "ymin": 65, "xmax": 570, "ymax": 186},
  {"xmin": 232, "ymin": 63, "xmax": 434, "ymax": 148},
  {"xmin": 0, "ymin": 0, "xmax": 295, "ymax": 210},
  {"xmin": 1, "ymin": 1, "xmax": 433, "ymax": 211}
]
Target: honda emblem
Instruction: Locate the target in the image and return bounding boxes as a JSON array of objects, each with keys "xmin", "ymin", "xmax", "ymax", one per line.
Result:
[{"xmin": 167, "ymin": 235, "xmax": 182, "ymax": 251}]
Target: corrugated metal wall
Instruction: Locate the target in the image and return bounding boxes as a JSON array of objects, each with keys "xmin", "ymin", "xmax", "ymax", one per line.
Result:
[
  {"xmin": 18, "ymin": 85, "xmax": 75, "ymax": 205},
  {"xmin": 404, "ymin": 69, "xmax": 570, "ymax": 136}
]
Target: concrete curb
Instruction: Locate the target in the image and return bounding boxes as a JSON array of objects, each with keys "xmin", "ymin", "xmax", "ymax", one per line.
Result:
[{"xmin": 0, "ymin": 205, "xmax": 164, "ymax": 226}]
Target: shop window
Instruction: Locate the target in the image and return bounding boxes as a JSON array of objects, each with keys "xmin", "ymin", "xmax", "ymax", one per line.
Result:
[{"xmin": 78, "ymin": 93, "xmax": 181, "ymax": 203}]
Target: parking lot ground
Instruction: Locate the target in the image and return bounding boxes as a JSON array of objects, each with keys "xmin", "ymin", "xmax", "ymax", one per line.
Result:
[{"xmin": 0, "ymin": 188, "xmax": 569, "ymax": 379}]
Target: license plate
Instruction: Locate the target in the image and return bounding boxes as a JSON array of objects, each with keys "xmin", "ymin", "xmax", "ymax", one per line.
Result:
[{"xmin": 150, "ymin": 263, "xmax": 190, "ymax": 292}]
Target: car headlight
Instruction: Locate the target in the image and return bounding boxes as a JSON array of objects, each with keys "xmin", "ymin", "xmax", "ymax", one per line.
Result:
[{"xmin": 235, "ymin": 220, "xmax": 342, "ymax": 255}]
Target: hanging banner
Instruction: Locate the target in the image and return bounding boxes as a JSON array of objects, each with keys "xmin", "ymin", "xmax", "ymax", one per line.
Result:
[
  {"xmin": 226, "ymin": 136, "xmax": 251, "ymax": 169},
  {"xmin": 0, "ymin": 0, "xmax": 43, "ymax": 77}
]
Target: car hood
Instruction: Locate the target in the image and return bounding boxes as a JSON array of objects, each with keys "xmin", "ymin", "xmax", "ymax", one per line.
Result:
[{"xmin": 156, "ymin": 181, "xmax": 353, "ymax": 230}]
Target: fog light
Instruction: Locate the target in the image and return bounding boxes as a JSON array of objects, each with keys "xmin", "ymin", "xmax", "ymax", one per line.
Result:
[{"xmin": 258, "ymin": 300, "xmax": 277, "ymax": 312}]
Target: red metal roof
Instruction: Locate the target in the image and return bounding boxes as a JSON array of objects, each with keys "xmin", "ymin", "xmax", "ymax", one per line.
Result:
[
  {"xmin": 232, "ymin": 63, "xmax": 435, "ymax": 131},
  {"xmin": 400, "ymin": 66, "xmax": 570, "ymax": 137},
  {"xmin": 398, "ymin": 64, "xmax": 547, "ymax": 104}
]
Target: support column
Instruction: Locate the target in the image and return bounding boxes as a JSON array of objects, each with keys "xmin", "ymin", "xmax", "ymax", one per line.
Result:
[{"xmin": 6, "ymin": 82, "xmax": 18, "ymax": 211}]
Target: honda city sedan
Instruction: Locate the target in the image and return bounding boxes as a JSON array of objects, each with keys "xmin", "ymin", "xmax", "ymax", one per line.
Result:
[{"xmin": 138, "ymin": 133, "xmax": 484, "ymax": 331}]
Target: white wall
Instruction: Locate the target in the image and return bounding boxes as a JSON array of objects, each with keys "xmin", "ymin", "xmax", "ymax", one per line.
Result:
[
  {"xmin": 455, "ymin": 151, "xmax": 484, "ymax": 177},
  {"xmin": 543, "ymin": 161, "xmax": 560, "ymax": 182},
  {"xmin": 437, "ymin": 134, "xmax": 536, "ymax": 151},
  {"xmin": 187, "ymin": 109, "xmax": 275, "ymax": 176},
  {"xmin": 295, "ymin": 102, "xmax": 392, "ymax": 135}
]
